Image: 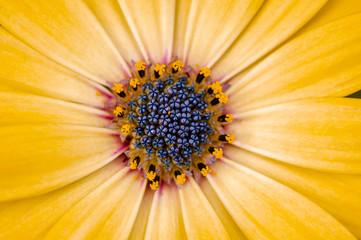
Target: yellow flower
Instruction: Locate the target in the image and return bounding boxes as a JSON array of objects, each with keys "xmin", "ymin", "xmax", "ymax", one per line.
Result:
[{"xmin": 1, "ymin": 0, "xmax": 361, "ymax": 239}]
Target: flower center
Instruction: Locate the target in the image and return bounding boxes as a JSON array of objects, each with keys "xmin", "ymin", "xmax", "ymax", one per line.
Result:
[{"xmin": 106, "ymin": 60, "xmax": 234, "ymax": 190}]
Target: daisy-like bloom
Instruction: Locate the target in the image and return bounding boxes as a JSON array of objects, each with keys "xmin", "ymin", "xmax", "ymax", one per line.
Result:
[{"xmin": 1, "ymin": 0, "xmax": 361, "ymax": 239}]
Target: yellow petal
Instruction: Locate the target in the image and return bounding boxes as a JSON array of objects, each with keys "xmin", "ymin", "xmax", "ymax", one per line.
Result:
[
  {"xmin": 128, "ymin": 188, "xmax": 154, "ymax": 240},
  {"xmin": 213, "ymin": 0, "xmax": 327, "ymax": 81},
  {"xmin": 295, "ymin": 0, "xmax": 361, "ymax": 37},
  {"xmin": 177, "ymin": 0, "xmax": 263, "ymax": 67},
  {"xmin": 225, "ymin": 145, "xmax": 361, "ymax": 238},
  {"xmin": 230, "ymin": 98, "xmax": 361, "ymax": 173},
  {"xmin": 172, "ymin": 0, "xmax": 192, "ymax": 61},
  {"xmin": 0, "ymin": 160, "xmax": 124, "ymax": 240},
  {"xmin": 227, "ymin": 13, "xmax": 361, "ymax": 112},
  {"xmin": 145, "ymin": 184, "xmax": 187, "ymax": 240},
  {"xmin": 84, "ymin": 0, "xmax": 142, "ymax": 61},
  {"xmin": 0, "ymin": 0, "xmax": 127, "ymax": 84},
  {"xmin": 179, "ymin": 178, "xmax": 230, "ymax": 240},
  {"xmin": 0, "ymin": 28, "xmax": 108, "ymax": 107},
  {"xmin": 0, "ymin": 92, "xmax": 111, "ymax": 127},
  {"xmin": 0, "ymin": 124, "xmax": 124, "ymax": 201},
  {"xmin": 44, "ymin": 170, "xmax": 146, "ymax": 240},
  {"xmin": 199, "ymin": 179, "xmax": 247, "ymax": 239},
  {"xmin": 208, "ymin": 160, "xmax": 355, "ymax": 239},
  {"xmin": 118, "ymin": 0, "xmax": 175, "ymax": 63}
]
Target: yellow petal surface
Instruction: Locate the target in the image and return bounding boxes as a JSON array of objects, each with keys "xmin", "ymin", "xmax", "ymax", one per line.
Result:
[
  {"xmin": 179, "ymin": 0, "xmax": 263, "ymax": 67},
  {"xmin": 44, "ymin": 169, "xmax": 146, "ymax": 240},
  {"xmin": 118, "ymin": 0, "xmax": 175, "ymax": 63},
  {"xmin": 230, "ymin": 98, "xmax": 361, "ymax": 173},
  {"xmin": 0, "ymin": 28, "xmax": 109, "ymax": 107},
  {"xmin": 145, "ymin": 184, "xmax": 187, "ymax": 240},
  {"xmin": 199, "ymin": 179, "xmax": 247, "ymax": 239},
  {"xmin": 172, "ymin": 0, "xmax": 192, "ymax": 61},
  {"xmin": 0, "ymin": 124, "xmax": 124, "ymax": 201},
  {"xmin": 84, "ymin": 0, "xmax": 142, "ymax": 61},
  {"xmin": 128, "ymin": 188, "xmax": 154, "ymax": 240},
  {"xmin": 179, "ymin": 178, "xmax": 230, "ymax": 240},
  {"xmin": 212, "ymin": 0, "xmax": 326, "ymax": 81},
  {"xmin": 225, "ymin": 145, "xmax": 361, "ymax": 238},
  {"xmin": 0, "ymin": 160, "xmax": 125, "ymax": 240},
  {"xmin": 295, "ymin": 0, "xmax": 361, "ymax": 37},
  {"xmin": 0, "ymin": 92, "xmax": 111, "ymax": 127},
  {"xmin": 227, "ymin": 13, "xmax": 361, "ymax": 113},
  {"xmin": 208, "ymin": 160, "xmax": 355, "ymax": 239},
  {"xmin": 0, "ymin": 0, "xmax": 126, "ymax": 84}
]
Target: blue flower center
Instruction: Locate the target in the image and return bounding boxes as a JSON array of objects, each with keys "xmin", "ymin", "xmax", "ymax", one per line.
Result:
[
  {"xmin": 131, "ymin": 75, "xmax": 213, "ymax": 168},
  {"xmin": 107, "ymin": 60, "xmax": 234, "ymax": 190}
]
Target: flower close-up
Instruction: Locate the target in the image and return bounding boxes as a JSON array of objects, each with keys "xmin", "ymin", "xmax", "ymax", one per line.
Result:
[{"xmin": 1, "ymin": 0, "xmax": 361, "ymax": 239}]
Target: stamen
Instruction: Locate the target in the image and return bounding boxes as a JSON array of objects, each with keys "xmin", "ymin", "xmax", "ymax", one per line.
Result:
[
  {"xmin": 150, "ymin": 175, "xmax": 160, "ymax": 190},
  {"xmin": 218, "ymin": 114, "xmax": 233, "ymax": 123},
  {"xmin": 113, "ymin": 106, "xmax": 125, "ymax": 117},
  {"xmin": 197, "ymin": 163, "xmax": 211, "ymax": 176},
  {"xmin": 154, "ymin": 64, "xmax": 166, "ymax": 78},
  {"xmin": 135, "ymin": 60, "xmax": 146, "ymax": 78},
  {"xmin": 172, "ymin": 60, "xmax": 184, "ymax": 73},
  {"xmin": 112, "ymin": 83, "xmax": 126, "ymax": 97},
  {"xmin": 196, "ymin": 67, "xmax": 211, "ymax": 83},
  {"xmin": 225, "ymin": 114, "xmax": 233, "ymax": 122},
  {"xmin": 211, "ymin": 92, "xmax": 228, "ymax": 105},
  {"xmin": 208, "ymin": 81, "xmax": 222, "ymax": 94},
  {"xmin": 200, "ymin": 67, "xmax": 211, "ymax": 77},
  {"xmin": 175, "ymin": 170, "xmax": 186, "ymax": 184},
  {"xmin": 130, "ymin": 78, "xmax": 140, "ymax": 91},
  {"xmin": 225, "ymin": 134, "xmax": 235, "ymax": 143},
  {"xmin": 219, "ymin": 134, "xmax": 236, "ymax": 143},
  {"xmin": 121, "ymin": 124, "xmax": 131, "ymax": 135},
  {"xmin": 209, "ymin": 147, "xmax": 223, "ymax": 158},
  {"xmin": 216, "ymin": 92, "xmax": 228, "ymax": 103},
  {"xmin": 129, "ymin": 156, "xmax": 140, "ymax": 169},
  {"xmin": 147, "ymin": 164, "xmax": 156, "ymax": 181}
]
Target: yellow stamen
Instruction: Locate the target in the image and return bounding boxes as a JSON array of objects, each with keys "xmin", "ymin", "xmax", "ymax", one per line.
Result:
[
  {"xmin": 113, "ymin": 106, "xmax": 124, "ymax": 117},
  {"xmin": 200, "ymin": 67, "xmax": 211, "ymax": 77},
  {"xmin": 130, "ymin": 78, "xmax": 140, "ymax": 88},
  {"xmin": 209, "ymin": 81, "xmax": 222, "ymax": 94},
  {"xmin": 176, "ymin": 173, "xmax": 186, "ymax": 185},
  {"xmin": 172, "ymin": 60, "xmax": 184, "ymax": 72},
  {"xmin": 216, "ymin": 92, "xmax": 228, "ymax": 103},
  {"xmin": 225, "ymin": 134, "xmax": 236, "ymax": 143},
  {"xmin": 134, "ymin": 175, "xmax": 138, "ymax": 180},
  {"xmin": 121, "ymin": 124, "xmax": 131, "ymax": 135},
  {"xmin": 129, "ymin": 159, "xmax": 138, "ymax": 169},
  {"xmin": 154, "ymin": 63, "xmax": 166, "ymax": 75},
  {"xmin": 201, "ymin": 165, "xmax": 211, "ymax": 176},
  {"xmin": 212, "ymin": 148, "xmax": 223, "ymax": 158},
  {"xmin": 135, "ymin": 60, "xmax": 146, "ymax": 71},
  {"xmin": 150, "ymin": 180, "xmax": 159, "ymax": 190},
  {"xmin": 112, "ymin": 83, "xmax": 124, "ymax": 93},
  {"xmin": 154, "ymin": 63, "xmax": 165, "ymax": 75},
  {"xmin": 96, "ymin": 91, "xmax": 102, "ymax": 96},
  {"xmin": 225, "ymin": 114, "xmax": 233, "ymax": 123},
  {"xmin": 147, "ymin": 171, "xmax": 156, "ymax": 181},
  {"xmin": 168, "ymin": 111, "xmax": 171, "ymax": 115}
]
